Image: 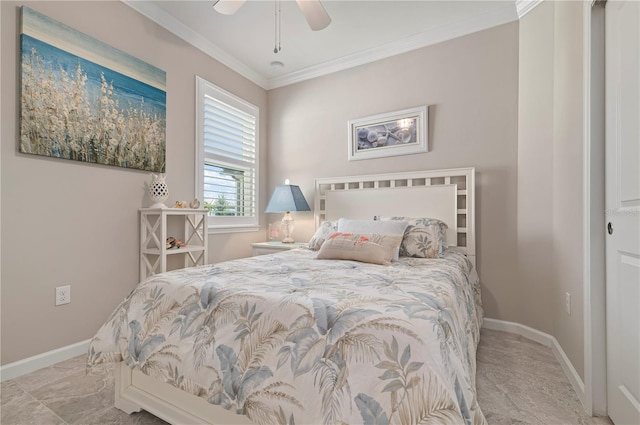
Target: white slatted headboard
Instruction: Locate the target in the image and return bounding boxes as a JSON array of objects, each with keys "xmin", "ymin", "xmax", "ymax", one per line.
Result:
[{"xmin": 314, "ymin": 168, "xmax": 475, "ymax": 266}]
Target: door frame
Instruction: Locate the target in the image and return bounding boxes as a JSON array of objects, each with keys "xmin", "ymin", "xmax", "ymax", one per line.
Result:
[{"xmin": 582, "ymin": 0, "xmax": 607, "ymax": 416}]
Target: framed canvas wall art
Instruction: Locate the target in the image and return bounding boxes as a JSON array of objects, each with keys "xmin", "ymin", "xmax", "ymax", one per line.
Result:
[{"xmin": 20, "ymin": 6, "xmax": 167, "ymax": 172}]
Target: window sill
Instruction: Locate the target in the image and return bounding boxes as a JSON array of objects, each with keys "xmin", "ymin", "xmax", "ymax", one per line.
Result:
[{"xmin": 208, "ymin": 225, "xmax": 260, "ymax": 235}]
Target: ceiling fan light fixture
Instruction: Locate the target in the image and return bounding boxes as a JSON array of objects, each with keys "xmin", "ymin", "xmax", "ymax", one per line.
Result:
[
  {"xmin": 213, "ymin": 0, "xmax": 331, "ymax": 31},
  {"xmin": 295, "ymin": 0, "xmax": 331, "ymax": 31},
  {"xmin": 213, "ymin": 0, "xmax": 331, "ymax": 54},
  {"xmin": 212, "ymin": 0, "xmax": 246, "ymax": 15}
]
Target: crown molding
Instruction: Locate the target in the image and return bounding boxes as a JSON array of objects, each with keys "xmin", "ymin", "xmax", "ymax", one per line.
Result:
[
  {"xmin": 122, "ymin": 1, "xmax": 268, "ymax": 89},
  {"xmin": 123, "ymin": 1, "xmax": 521, "ymax": 91},
  {"xmin": 267, "ymin": 5, "xmax": 518, "ymax": 89},
  {"xmin": 516, "ymin": 0, "xmax": 544, "ymax": 19}
]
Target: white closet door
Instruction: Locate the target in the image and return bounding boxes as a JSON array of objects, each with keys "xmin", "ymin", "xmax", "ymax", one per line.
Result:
[{"xmin": 605, "ymin": 1, "xmax": 640, "ymax": 424}]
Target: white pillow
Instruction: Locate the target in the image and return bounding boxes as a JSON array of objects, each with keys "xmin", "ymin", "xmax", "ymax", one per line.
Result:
[{"xmin": 337, "ymin": 218, "xmax": 408, "ymax": 261}]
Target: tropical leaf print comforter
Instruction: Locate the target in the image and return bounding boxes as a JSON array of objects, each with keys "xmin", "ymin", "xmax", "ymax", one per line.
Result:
[{"xmin": 88, "ymin": 249, "xmax": 485, "ymax": 425}]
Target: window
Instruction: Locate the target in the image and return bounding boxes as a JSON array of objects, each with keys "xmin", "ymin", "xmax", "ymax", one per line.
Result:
[{"xmin": 196, "ymin": 76, "xmax": 259, "ymax": 233}]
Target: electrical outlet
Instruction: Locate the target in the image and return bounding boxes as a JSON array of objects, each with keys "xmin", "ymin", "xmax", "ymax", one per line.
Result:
[
  {"xmin": 56, "ymin": 285, "xmax": 71, "ymax": 306},
  {"xmin": 565, "ymin": 292, "xmax": 571, "ymax": 315}
]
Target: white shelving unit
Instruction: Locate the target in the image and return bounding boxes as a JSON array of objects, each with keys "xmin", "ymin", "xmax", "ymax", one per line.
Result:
[{"xmin": 139, "ymin": 208, "xmax": 208, "ymax": 281}]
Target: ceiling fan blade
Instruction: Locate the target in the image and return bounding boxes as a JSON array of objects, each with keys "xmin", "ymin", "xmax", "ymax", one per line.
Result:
[
  {"xmin": 212, "ymin": 0, "xmax": 247, "ymax": 15},
  {"xmin": 295, "ymin": 0, "xmax": 331, "ymax": 31}
]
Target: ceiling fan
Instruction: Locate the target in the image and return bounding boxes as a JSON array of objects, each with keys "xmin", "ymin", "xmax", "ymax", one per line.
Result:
[{"xmin": 212, "ymin": 0, "xmax": 332, "ymax": 31}]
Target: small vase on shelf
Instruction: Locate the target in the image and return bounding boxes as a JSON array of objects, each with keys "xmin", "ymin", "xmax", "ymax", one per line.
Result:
[{"xmin": 148, "ymin": 173, "xmax": 169, "ymax": 208}]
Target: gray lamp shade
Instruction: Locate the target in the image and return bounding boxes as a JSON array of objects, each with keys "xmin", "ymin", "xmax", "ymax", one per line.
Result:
[{"xmin": 265, "ymin": 185, "xmax": 311, "ymax": 213}]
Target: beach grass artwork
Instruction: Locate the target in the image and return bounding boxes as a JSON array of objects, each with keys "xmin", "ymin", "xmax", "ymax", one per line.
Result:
[{"xmin": 20, "ymin": 7, "xmax": 166, "ymax": 172}]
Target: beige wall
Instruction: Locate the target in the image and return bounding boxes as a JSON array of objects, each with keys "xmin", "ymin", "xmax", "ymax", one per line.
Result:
[
  {"xmin": 0, "ymin": 1, "xmax": 267, "ymax": 364},
  {"xmin": 267, "ymin": 23, "xmax": 521, "ymax": 323},
  {"xmin": 518, "ymin": 1, "xmax": 585, "ymax": 378},
  {"xmin": 551, "ymin": 0, "xmax": 585, "ymax": 379},
  {"xmin": 517, "ymin": 2, "xmax": 555, "ymax": 335}
]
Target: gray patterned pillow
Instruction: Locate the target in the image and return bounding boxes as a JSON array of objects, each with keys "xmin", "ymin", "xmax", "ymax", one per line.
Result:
[
  {"xmin": 307, "ymin": 221, "xmax": 338, "ymax": 250},
  {"xmin": 379, "ymin": 217, "xmax": 448, "ymax": 258}
]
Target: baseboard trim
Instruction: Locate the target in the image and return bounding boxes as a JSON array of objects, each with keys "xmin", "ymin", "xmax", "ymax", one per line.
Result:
[
  {"xmin": 482, "ymin": 318, "xmax": 586, "ymax": 409},
  {"xmin": 0, "ymin": 339, "xmax": 91, "ymax": 382}
]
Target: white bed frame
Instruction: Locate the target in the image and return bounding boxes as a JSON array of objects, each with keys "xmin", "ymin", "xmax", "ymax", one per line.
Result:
[{"xmin": 114, "ymin": 167, "xmax": 476, "ymax": 424}]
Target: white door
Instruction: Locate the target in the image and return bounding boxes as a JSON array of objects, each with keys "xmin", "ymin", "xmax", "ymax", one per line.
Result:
[{"xmin": 605, "ymin": 1, "xmax": 640, "ymax": 424}]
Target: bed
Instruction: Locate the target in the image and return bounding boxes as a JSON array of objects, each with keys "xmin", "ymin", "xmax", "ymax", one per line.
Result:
[{"xmin": 87, "ymin": 167, "xmax": 485, "ymax": 425}]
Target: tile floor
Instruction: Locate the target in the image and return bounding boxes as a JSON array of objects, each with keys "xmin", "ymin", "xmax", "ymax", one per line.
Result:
[
  {"xmin": 476, "ymin": 329, "xmax": 612, "ymax": 425},
  {"xmin": 1, "ymin": 329, "xmax": 614, "ymax": 425}
]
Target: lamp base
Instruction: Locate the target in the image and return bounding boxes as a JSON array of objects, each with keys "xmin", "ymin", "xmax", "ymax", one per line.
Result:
[{"xmin": 281, "ymin": 212, "xmax": 295, "ymax": 244}]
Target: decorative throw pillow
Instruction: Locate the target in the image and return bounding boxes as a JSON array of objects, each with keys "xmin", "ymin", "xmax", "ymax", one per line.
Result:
[
  {"xmin": 337, "ymin": 218, "xmax": 408, "ymax": 261},
  {"xmin": 379, "ymin": 216, "xmax": 448, "ymax": 259},
  {"xmin": 315, "ymin": 233, "xmax": 403, "ymax": 265},
  {"xmin": 308, "ymin": 221, "xmax": 338, "ymax": 251}
]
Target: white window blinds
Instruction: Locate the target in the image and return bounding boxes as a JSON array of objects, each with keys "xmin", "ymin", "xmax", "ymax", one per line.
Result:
[{"xmin": 196, "ymin": 77, "xmax": 259, "ymax": 231}]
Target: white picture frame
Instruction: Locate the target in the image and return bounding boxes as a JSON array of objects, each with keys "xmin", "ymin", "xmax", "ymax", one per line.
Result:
[{"xmin": 347, "ymin": 105, "xmax": 428, "ymax": 161}]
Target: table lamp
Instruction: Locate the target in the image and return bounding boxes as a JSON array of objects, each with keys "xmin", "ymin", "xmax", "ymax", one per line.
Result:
[{"xmin": 265, "ymin": 180, "xmax": 311, "ymax": 243}]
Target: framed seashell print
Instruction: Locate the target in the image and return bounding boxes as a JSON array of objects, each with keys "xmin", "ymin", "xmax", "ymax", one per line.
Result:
[
  {"xmin": 347, "ymin": 105, "xmax": 428, "ymax": 161},
  {"xmin": 19, "ymin": 7, "xmax": 166, "ymax": 172}
]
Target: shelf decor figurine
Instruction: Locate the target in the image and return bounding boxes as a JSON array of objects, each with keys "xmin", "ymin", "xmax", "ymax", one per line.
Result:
[
  {"xmin": 148, "ymin": 173, "xmax": 169, "ymax": 208},
  {"xmin": 174, "ymin": 200, "xmax": 188, "ymax": 208}
]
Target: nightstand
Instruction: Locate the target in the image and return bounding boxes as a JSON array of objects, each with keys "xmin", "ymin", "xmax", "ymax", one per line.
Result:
[{"xmin": 251, "ymin": 241, "xmax": 307, "ymax": 256}]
